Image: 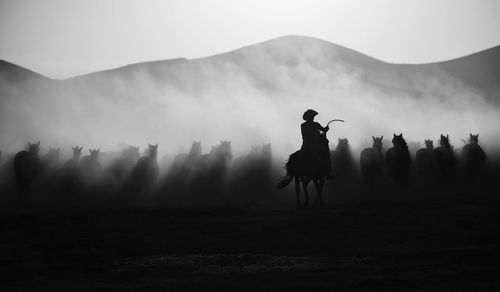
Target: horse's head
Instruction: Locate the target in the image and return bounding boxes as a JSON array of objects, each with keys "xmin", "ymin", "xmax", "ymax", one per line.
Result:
[
  {"xmin": 262, "ymin": 143, "xmax": 272, "ymax": 157},
  {"xmin": 121, "ymin": 146, "xmax": 140, "ymax": 162},
  {"xmin": 439, "ymin": 134, "xmax": 452, "ymax": 149},
  {"xmin": 392, "ymin": 134, "xmax": 407, "ymax": 149},
  {"xmin": 424, "ymin": 139, "xmax": 434, "ymax": 150},
  {"xmin": 189, "ymin": 141, "xmax": 202, "ymax": 157},
  {"xmin": 27, "ymin": 141, "xmax": 41, "ymax": 156},
  {"xmin": 336, "ymin": 138, "xmax": 349, "ymax": 151},
  {"xmin": 89, "ymin": 149, "xmax": 100, "ymax": 160},
  {"xmin": 372, "ymin": 136, "xmax": 383, "ymax": 151},
  {"xmin": 72, "ymin": 146, "xmax": 83, "ymax": 159},
  {"xmin": 47, "ymin": 147, "xmax": 60, "ymax": 161},
  {"xmin": 469, "ymin": 134, "xmax": 479, "ymax": 145},
  {"xmin": 212, "ymin": 140, "xmax": 232, "ymax": 161},
  {"xmin": 147, "ymin": 144, "xmax": 158, "ymax": 160}
]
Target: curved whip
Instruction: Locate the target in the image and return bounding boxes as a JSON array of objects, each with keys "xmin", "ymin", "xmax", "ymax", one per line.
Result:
[{"xmin": 326, "ymin": 119, "xmax": 345, "ymax": 127}]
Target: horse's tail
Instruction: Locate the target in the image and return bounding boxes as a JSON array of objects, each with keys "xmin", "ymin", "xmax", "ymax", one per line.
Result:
[
  {"xmin": 276, "ymin": 174, "xmax": 293, "ymax": 189},
  {"xmin": 277, "ymin": 151, "xmax": 300, "ymax": 189}
]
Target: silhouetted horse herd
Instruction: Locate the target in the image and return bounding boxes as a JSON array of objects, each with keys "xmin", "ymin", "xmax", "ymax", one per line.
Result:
[
  {"xmin": 0, "ymin": 133, "xmax": 492, "ymax": 208},
  {"xmin": 360, "ymin": 133, "xmax": 486, "ymax": 188},
  {"xmin": 0, "ymin": 141, "xmax": 274, "ymax": 207}
]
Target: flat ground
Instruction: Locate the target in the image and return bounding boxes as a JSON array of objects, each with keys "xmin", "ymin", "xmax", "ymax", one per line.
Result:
[{"xmin": 1, "ymin": 197, "xmax": 500, "ymax": 291}]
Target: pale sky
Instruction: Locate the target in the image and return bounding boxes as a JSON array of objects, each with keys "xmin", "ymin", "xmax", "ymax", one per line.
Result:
[{"xmin": 1, "ymin": 0, "xmax": 499, "ymax": 79}]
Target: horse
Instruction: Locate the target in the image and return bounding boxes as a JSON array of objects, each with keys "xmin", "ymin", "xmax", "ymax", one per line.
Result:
[
  {"xmin": 194, "ymin": 141, "xmax": 233, "ymax": 202},
  {"xmin": 386, "ymin": 134, "xmax": 411, "ymax": 187},
  {"xmin": 104, "ymin": 145, "xmax": 141, "ymax": 189},
  {"xmin": 159, "ymin": 141, "xmax": 203, "ymax": 203},
  {"xmin": 170, "ymin": 141, "xmax": 202, "ymax": 178},
  {"xmin": 415, "ymin": 140, "xmax": 437, "ymax": 185},
  {"xmin": 331, "ymin": 138, "xmax": 356, "ymax": 178},
  {"xmin": 277, "ymin": 132, "xmax": 329, "ymax": 208},
  {"xmin": 461, "ymin": 134, "xmax": 486, "ymax": 184},
  {"xmin": 42, "ymin": 148, "xmax": 60, "ymax": 170},
  {"xmin": 360, "ymin": 136, "xmax": 384, "ymax": 186},
  {"xmin": 80, "ymin": 149, "xmax": 102, "ymax": 185},
  {"xmin": 230, "ymin": 143, "xmax": 272, "ymax": 203},
  {"xmin": 122, "ymin": 144, "xmax": 159, "ymax": 203},
  {"xmin": 13, "ymin": 141, "xmax": 42, "ymax": 196},
  {"xmin": 37, "ymin": 147, "xmax": 62, "ymax": 196},
  {"xmin": 433, "ymin": 134, "xmax": 456, "ymax": 182},
  {"xmin": 59, "ymin": 146, "xmax": 84, "ymax": 201},
  {"xmin": 66, "ymin": 146, "xmax": 83, "ymax": 167}
]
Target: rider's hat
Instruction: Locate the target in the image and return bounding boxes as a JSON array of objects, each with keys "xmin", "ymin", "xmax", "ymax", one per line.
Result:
[{"xmin": 303, "ymin": 109, "xmax": 318, "ymax": 121}]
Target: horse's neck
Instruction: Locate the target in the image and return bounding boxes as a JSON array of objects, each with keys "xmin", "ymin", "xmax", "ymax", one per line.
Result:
[
  {"xmin": 441, "ymin": 143, "xmax": 451, "ymax": 151},
  {"xmin": 395, "ymin": 145, "xmax": 408, "ymax": 152}
]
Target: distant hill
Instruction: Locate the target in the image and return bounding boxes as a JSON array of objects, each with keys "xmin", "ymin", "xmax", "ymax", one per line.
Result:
[
  {"xmin": 0, "ymin": 59, "xmax": 49, "ymax": 84},
  {"xmin": 1, "ymin": 35, "xmax": 499, "ymax": 154},
  {"xmin": 65, "ymin": 35, "xmax": 500, "ymax": 101}
]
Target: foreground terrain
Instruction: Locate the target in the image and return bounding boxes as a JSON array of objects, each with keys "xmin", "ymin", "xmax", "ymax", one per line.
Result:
[{"xmin": 1, "ymin": 197, "xmax": 500, "ymax": 291}]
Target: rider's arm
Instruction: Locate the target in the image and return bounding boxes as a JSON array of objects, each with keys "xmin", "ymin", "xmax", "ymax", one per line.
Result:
[{"xmin": 315, "ymin": 122, "xmax": 329, "ymax": 133}]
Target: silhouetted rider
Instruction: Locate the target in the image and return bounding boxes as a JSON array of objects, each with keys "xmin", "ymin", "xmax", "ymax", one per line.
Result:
[{"xmin": 301, "ymin": 109, "xmax": 333, "ymax": 179}]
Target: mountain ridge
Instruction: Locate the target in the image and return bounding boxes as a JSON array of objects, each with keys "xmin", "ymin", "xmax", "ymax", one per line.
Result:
[{"xmin": 1, "ymin": 35, "xmax": 499, "ymax": 82}]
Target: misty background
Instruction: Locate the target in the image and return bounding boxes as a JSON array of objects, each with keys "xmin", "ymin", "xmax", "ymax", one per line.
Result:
[
  {"xmin": 1, "ymin": 35, "xmax": 500, "ymax": 162},
  {"xmin": 0, "ymin": 0, "xmax": 500, "ymax": 162}
]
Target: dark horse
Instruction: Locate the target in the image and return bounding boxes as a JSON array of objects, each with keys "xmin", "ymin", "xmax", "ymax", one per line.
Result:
[
  {"xmin": 277, "ymin": 134, "xmax": 328, "ymax": 207},
  {"xmin": 360, "ymin": 136, "xmax": 384, "ymax": 186},
  {"xmin": 386, "ymin": 134, "xmax": 411, "ymax": 187},
  {"xmin": 13, "ymin": 141, "xmax": 42, "ymax": 195},
  {"xmin": 415, "ymin": 139, "xmax": 437, "ymax": 185},
  {"xmin": 461, "ymin": 134, "xmax": 486, "ymax": 183},
  {"xmin": 433, "ymin": 134, "xmax": 456, "ymax": 182},
  {"xmin": 122, "ymin": 144, "xmax": 159, "ymax": 202}
]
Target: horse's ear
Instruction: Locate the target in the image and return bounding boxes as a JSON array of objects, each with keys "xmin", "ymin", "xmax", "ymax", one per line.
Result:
[
  {"xmin": 380, "ymin": 136, "xmax": 383, "ymax": 140},
  {"xmin": 97, "ymin": 149, "xmax": 100, "ymax": 153},
  {"xmin": 372, "ymin": 136, "xmax": 375, "ymax": 141},
  {"xmin": 393, "ymin": 134, "xmax": 396, "ymax": 137},
  {"xmin": 80, "ymin": 146, "xmax": 83, "ymax": 151}
]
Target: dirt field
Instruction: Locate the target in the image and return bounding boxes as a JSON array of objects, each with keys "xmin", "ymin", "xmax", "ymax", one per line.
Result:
[{"xmin": 1, "ymin": 197, "xmax": 500, "ymax": 291}]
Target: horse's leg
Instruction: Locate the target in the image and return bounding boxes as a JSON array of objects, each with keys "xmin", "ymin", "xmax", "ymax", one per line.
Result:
[
  {"xmin": 302, "ymin": 179, "xmax": 310, "ymax": 207},
  {"xmin": 313, "ymin": 178, "xmax": 325, "ymax": 207},
  {"xmin": 294, "ymin": 176, "xmax": 301, "ymax": 208},
  {"xmin": 313, "ymin": 179, "xmax": 320, "ymax": 207},
  {"xmin": 318, "ymin": 178, "xmax": 325, "ymax": 207}
]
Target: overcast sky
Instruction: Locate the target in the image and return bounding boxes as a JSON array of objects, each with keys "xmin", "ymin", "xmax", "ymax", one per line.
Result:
[{"xmin": 1, "ymin": 0, "xmax": 499, "ymax": 79}]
